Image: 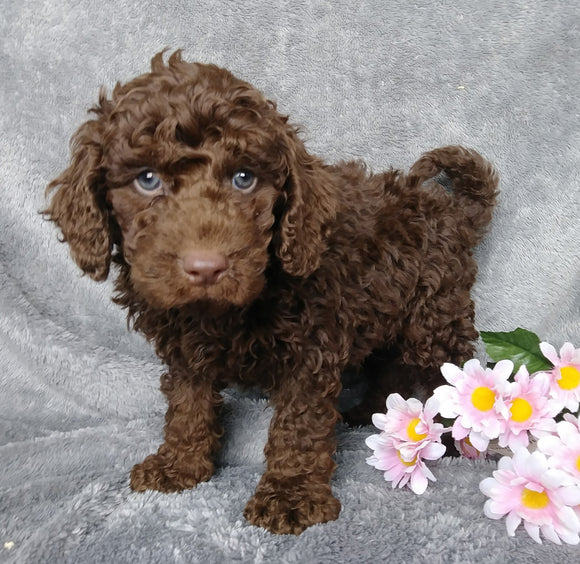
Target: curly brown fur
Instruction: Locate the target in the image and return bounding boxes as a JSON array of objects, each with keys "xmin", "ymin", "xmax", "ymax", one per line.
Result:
[{"xmin": 44, "ymin": 50, "xmax": 498, "ymax": 535}]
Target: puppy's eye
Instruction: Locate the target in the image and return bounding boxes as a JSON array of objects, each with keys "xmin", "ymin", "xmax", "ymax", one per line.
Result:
[
  {"xmin": 232, "ymin": 170, "xmax": 257, "ymax": 192},
  {"xmin": 134, "ymin": 170, "xmax": 163, "ymax": 194}
]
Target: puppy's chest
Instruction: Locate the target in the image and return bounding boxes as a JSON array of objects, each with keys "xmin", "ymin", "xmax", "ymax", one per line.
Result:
[{"xmin": 178, "ymin": 308, "xmax": 288, "ymax": 388}]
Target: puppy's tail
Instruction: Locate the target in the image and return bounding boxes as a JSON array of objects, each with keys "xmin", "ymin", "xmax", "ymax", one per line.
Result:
[{"xmin": 410, "ymin": 146, "xmax": 499, "ymax": 238}]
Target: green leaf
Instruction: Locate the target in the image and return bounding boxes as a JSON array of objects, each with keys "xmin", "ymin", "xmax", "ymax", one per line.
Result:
[{"xmin": 480, "ymin": 328, "xmax": 553, "ymax": 374}]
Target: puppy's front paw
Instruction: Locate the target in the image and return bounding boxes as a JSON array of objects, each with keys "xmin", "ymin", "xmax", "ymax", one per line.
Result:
[
  {"xmin": 244, "ymin": 480, "xmax": 340, "ymax": 535},
  {"xmin": 130, "ymin": 451, "xmax": 213, "ymax": 493}
]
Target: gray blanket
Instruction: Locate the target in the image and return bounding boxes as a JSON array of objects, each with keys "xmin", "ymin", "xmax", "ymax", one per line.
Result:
[{"xmin": 1, "ymin": 0, "xmax": 579, "ymax": 562}]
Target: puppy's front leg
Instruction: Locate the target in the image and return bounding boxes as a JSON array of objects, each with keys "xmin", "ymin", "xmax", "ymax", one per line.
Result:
[
  {"xmin": 244, "ymin": 357, "xmax": 342, "ymax": 534},
  {"xmin": 130, "ymin": 368, "xmax": 223, "ymax": 493}
]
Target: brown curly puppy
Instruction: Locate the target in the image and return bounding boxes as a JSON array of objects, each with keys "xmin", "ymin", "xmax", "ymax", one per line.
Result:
[{"xmin": 45, "ymin": 51, "xmax": 498, "ymax": 535}]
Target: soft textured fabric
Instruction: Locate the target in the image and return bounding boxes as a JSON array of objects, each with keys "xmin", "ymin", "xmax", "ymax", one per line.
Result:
[{"xmin": 1, "ymin": 0, "xmax": 578, "ymax": 562}]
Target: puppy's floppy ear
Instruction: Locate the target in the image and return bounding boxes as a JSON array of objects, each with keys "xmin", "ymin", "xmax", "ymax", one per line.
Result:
[
  {"xmin": 277, "ymin": 130, "xmax": 338, "ymax": 277},
  {"xmin": 44, "ymin": 115, "xmax": 111, "ymax": 281}
]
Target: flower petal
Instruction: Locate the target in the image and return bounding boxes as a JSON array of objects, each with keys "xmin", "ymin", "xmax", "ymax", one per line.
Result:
[
  {"xmin": 398, "ymin": 443, "xmax": 420, "ymax": 462},
  {"xmin": 559, "ymin": 486, "xmax": 580, "ymax": 507},
  {"xmin": 365, "ymin": 434, "xmax": 386, "ymax": 450},
  {"xmin": 482, "ymin": 417, "xmax": 502, "ymax": 439},
  {"xmin": 423, "ymin": 396, "xmax": 440, "ymax": 419},
  {"xmin": 513, "ymin": 365, "xmax": 530, "ymax": 386},
  {"xmin": 371, "ymin": 413, "xmax": 388, "ymax": 431},
  {"xmin": 487, "ymin": 499, "xmax": 515, "ymax": 517},
  {"xmin": 422, "ymin": 441, "xmax": 446, "ymax": 460},
  {"xmin": 483, "ymin": 499, "xmax": 506, "ymax": 520},
  {"xmin": 405, "ymin": 397, "xmax": 424, "ymax": 415},
  {"xmin": 468, "ymin": 431, "xmax": 490, "ymax": 452},
  {"xmin": 386, "ymin": 393, "xmax": 407, "ymax": 412},
  {"xmin": 463, "ymin": 358, "xmax": 485, "ymax": 378},
  {"xmin": 523, "ymin": 521, "xmax": 542, "ymax": 544},
  {"xmin": 540, "ymin": 524, "xmax": 562, "ymax": 545},
  {"xmin": 440, "ymin": 362, "xmax": 464, "ymax": 385},
  {"xmin": 507, "ymin": 431, "xmax": 530, "ymax": 452},
  {"xmin": 556, "ymin": 421, "xmax": 578, "ymax": 442},
  {"xmin": 497, "ymin": 455, "xmax": 514, "ymax": 472},
  {"xmin": 480, "ymin": 477, "xmax": 498, "ymax": 498},
  {"xmin": 555, "ymin": 505, "xmax": 580, "ymax": 532},
  {"xmin": 493, "ymin": 359, "xmax": 515, "ymax": 381},
  {"xmin": 505, "ymin": 511, "xmax": 521, "ymax": 536},
  {"xmin": 536, "ymin": 434, "xmax": 560, "ymax": 456},
  {"xmin": 530, "ymin": 371, "xmax": 551, "ymax": 394},
  {"xmin": 451, "ymin": 420, "xmax": 469, "ymax": 441},
  {"xmin": 557, "ymin": 529, "xmax": 580, "ymax": 546},
  {"xmin": 409, "ymin": 467, "xmax": 428, "ymax": 495},
  {"xmin": 433, "ymin": 385, "xmax": 459, "ymax": 418},
  {"xmin": 559, "ymin": 342, "xmax": 578, "ymax": 364},
  {"xmin": 540, "ymin": 342, "xmax": 559, "ymax": 365}
]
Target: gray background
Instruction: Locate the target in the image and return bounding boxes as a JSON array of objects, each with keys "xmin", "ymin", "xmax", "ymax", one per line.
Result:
[{"xmin": 1, "ymin": 1, "xmax": 579, "ymax": 562}]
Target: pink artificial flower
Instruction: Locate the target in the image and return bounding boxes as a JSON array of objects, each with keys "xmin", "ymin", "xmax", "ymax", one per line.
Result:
[
  {"xmin": 498, "ymin": 366, "xmax": 560, "ymax": 451},
  {"xmin": 540, "ymin": 342, "xmax": 580, "ymax": 412},
  {"xmin": 433, "ymin": 359, "xmax": 512, "ymax": 452},
  {"xmin": 366, "ymin": 394, "xmax": 446, "ymax": 494},
  {"xmin": 480, "ymin": 448, "xmax": 580, "ymax": 545},
  {"xmin": 537, "ymin": 414, "xmax": 580, "ymax": 485},
  {"xmin": 479, "ymin": 448, "xmax": 580, "ymax": 544},
  {"xmin": 371, "ymin": 393, "xmax": 445, "ymax": 461}
]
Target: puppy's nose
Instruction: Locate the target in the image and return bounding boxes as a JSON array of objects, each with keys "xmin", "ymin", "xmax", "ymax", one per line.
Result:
[{"xmin": 181, "ymin": 250, "xmax": 228, "ymax": 286}]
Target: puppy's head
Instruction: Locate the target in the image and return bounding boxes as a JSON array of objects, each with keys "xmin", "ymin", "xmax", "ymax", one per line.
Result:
[{"xmin": 45, "ymin": 51, "xmax": 337, "ymax": 309}]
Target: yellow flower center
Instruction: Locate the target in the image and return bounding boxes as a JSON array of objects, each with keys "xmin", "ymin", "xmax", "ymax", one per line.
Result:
[
  {"xmin": 576, "ymin": 455, "xmax": 580, "ymax": 473},
  {"xmin": 558, "ymin": 366, "xmax": 580, "ymax": 390},
  {"xmin": 406, "ymin": 417, "xmax": 428, "ymax": 442},
  {"xmin": 397, "ymin": 452, "xmax": 417, "ymax": 467},
  {"xmin": 510, "ymin": 398, "xmax": 533, "ymax": 422},
  {"xmin": 521, "ymin": 487, "xmax": 550, "ymax": 510},
  {"xmin": 471, "ymin": 386, "xmax": 495, "ymax": 411}
]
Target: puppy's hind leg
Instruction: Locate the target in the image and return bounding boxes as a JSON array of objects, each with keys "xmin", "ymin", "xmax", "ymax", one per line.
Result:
[
  {"xmin": 344, "ymin": 302, "xmax": 478, "ymax": 427},
  {"xmin": 342, "ymin": 348, "xmax": 444, "ymax": 426}
]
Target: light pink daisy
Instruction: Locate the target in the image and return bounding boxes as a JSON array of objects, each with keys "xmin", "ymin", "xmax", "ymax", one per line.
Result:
[
  {"xmin": 365, "ymin": 433, "xmax": 442, "ymax": 495},
  {"xmin": 537, "ymin": 414, "xmax": 580, "ymax": 485},
  {"xmin": 433, "ymin": 359, "xmax": 512, "ymax": 452},
  {"xmin": 540, "ymin": 341, "xmax": 580, "ymax": 412},
  {"xmin": 370, "ymin": 393, "xmax": 445, "ymax": 461},
  {"xmin": 498, "ymin": 366, "xmax": 560, "ymax": 452},
  {"xmin": 480, "ymin": 448, "xmax": 580, "ymax": 544},
  {"xmin": 366, "ymin": 394, "xmax": 446, "ymax": 494}
]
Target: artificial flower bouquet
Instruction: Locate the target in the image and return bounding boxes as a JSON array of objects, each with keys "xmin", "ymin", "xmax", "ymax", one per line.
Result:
[{"xmin": 365, "ymin": 328, "xmax": 580, "ymax": 545}]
